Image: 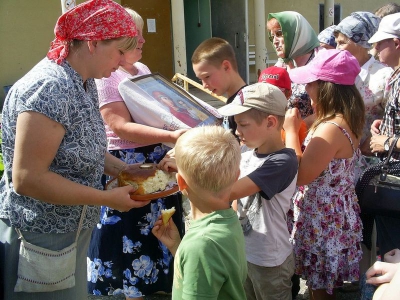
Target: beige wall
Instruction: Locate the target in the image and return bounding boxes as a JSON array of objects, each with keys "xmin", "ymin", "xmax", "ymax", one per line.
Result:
[
  {"xmin": 0, "ymin": 0, "xmax": 393, "ymax": 107},
  {"xmin": 0, "ymin": 0, "xmax": 120, "ymax": 108}
]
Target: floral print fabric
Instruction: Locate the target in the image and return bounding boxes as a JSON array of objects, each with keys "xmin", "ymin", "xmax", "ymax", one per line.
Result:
[
  {"xmin": 356, "ymin": 56, "xmax": 392, "ymax": 144},
  {"xmin": 87, "ymin": 145, "xmax": 184, "ymax": 297},
  {"xmin": 291, "ymin": 122, "xmax": 363, "ymax": 294}
]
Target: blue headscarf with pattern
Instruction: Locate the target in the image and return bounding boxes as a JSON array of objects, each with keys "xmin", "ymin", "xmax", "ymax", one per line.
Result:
[
  {"xmin": 318, "ymin": 25, "xmax": 337, "ymax": 48},
  {"xmin": 335, "ymin": 11, "xmax": 381, "ymax": 49}
]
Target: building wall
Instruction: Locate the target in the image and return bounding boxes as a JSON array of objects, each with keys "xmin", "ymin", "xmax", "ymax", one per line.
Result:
[
  {"xmin": 0, "ymin": 0, "xmax": 118, "ymax": 109},
  {"xmin": 0, "ymin": 0, "xmax": 393, "ymax": 108}
]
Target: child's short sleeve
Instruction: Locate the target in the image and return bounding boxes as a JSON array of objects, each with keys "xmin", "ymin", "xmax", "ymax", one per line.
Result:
[{"xmin": 248, "ymin": 149, "xmax": 298, "ymax": 200}]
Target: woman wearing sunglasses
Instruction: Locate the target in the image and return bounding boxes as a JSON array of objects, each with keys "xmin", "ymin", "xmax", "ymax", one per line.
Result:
[{"xmin": 267, "ymin": 11, "xmax": 321, "ymax": 120}]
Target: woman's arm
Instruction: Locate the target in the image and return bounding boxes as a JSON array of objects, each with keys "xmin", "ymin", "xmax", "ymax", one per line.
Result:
[
  {"xmin": 101, "ymin": 102, "xmax": 186, "ymax": 145},
  {"xmin": 13, "ymin": 111, "xmax": 148, "ymax": 211},
  {"xmin": 104, "ymin": 152, "xmax": 127, "ymax": 177}
]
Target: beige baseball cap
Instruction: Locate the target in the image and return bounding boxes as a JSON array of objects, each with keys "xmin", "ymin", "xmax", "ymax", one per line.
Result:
[{"xmin": 217, "ymin": 83, "xmax": 287, "ymax": 117}]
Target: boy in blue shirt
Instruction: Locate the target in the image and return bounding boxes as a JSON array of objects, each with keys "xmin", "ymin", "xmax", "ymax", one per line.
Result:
[{"xmin": 219, "ymin": 83, "xmax": 298, "ymax": 300}]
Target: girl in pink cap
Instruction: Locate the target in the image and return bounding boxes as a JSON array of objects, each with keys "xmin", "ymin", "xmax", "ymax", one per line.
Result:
[
  {"xmin": 0, "ymin": 1, "xmax": 148, "ymax": 299},
  {"xmin": 284, "ymin": 49, "xmax": 365, "ymax": 300}
]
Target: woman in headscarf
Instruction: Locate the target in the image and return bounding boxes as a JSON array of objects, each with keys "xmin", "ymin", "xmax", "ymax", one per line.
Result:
[
  {"xmin": 0, "ymin": 1, "xmax": 149, "ymax": 299},
  {"xmin": 318, "ymin": 25, "xmax": 337, "ymax": 49},
  {"xmin": 335, "ymin": 12, "xmax": 393, "ymax": 279},
  {"xmin": 267, "ymin": 11, "xmax": 321, "ymax": 120},
  {"xmin": 335, "ymin": 11, "xmax": 392, "ymax": 157}
]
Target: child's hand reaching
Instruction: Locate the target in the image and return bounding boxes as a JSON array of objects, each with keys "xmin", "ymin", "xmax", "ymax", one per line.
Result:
[
  {"xmin": 152, "ymin": 215, "xmax": 181, "ymax": 256},
  {"xmin": 284, "ymin": 107, "xmax": 302, "ymax": 133},
  {"xmin": 157, "ymin": 157, "xmax": 178, "ymax": 172}
]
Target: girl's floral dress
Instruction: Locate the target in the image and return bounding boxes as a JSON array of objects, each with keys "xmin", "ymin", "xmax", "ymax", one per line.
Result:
[
  {"xmin": 87, "ymin": 144, "xmax": 184, "ymax": 298},
  {"xmin": 291, "ymin": 122, "xmax": 363, "ymax": 294}
]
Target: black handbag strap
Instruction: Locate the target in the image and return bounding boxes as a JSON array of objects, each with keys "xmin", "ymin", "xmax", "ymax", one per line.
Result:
[{"xmin": 381, "ymin": 135, "xmax": 400, "ymax": 181}]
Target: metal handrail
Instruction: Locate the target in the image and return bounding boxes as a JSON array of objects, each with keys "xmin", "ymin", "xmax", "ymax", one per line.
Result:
[{"xmin": 171, "ymin": 73, "xmax": 227, "ymax": 103}]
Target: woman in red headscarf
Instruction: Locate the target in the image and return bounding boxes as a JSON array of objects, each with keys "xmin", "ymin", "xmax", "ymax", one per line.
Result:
[{"xmin": 0, "ymin": 1, "xmax": 148, "ymax": 299}]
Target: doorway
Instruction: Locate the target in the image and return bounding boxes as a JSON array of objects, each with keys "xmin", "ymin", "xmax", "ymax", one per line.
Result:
[{"xmin": 122, "ymin": 0, "xmax": 174, "ymax": 79}]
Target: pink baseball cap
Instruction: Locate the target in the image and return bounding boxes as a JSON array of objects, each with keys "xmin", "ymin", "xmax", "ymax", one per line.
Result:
[
  {"xmin": 258, "ymin": 66, "xmax": 291, "ymax": 90},
  {"xmin": 288, "ymin": 49, "xmax": 360, "ymax": 85}
]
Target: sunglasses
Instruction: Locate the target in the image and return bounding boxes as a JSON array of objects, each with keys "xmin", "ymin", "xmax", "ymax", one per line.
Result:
[{"xmin": 269, "ymin": 30, "xmax": 283, "ymax": 42}]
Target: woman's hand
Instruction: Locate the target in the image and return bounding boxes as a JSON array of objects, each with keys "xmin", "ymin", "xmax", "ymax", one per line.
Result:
[
  {"xmin": 371, "ymin": 119, "xmax": 382, "ymax": 135},
  {"xmin": 152, "ymin": 215, "xmax": 181, "ymax": 256},
  {"xmin": 105, "ymin": 185, "xmax": 150, "ymax": 211},
  {"xmin": 370, "ymin": 134, "xmax": 388, "ymax": 154},
  {"xmin": 366, "ymin": 261, "xmax": 400, "ymax": 285},
  {"xmin": 170, "ymin": 129, "xmax": 188, "ymax": 143}
]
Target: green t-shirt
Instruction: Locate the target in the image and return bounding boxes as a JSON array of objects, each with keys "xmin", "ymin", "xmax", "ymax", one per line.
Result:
[{"xmin": 172, "ymin": 208, "xmax": 247, "ymax": 300}]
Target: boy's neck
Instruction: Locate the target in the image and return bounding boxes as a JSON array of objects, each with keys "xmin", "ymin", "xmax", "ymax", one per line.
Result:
[
  {"xmin": 187, "ymin": 192, "xmax": 231, "ymax": 221},
  {"xmin": 256, "ymin": 133, "xmax": 285, "ymax": 154},
  {"xmin": 226, "ymin": 73, "xmax": 247, "ymax": 98}
]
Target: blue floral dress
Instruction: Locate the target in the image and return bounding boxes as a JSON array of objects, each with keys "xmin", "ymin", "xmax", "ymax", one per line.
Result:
[{"xmin": 87, "ymin": 144, "xmax": 184, "ymax": 298}]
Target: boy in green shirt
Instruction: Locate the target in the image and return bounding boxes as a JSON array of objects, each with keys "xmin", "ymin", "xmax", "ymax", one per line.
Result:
[{"xmin": 152, "ymin": 126, "xmax": 247, "ymax": 299}]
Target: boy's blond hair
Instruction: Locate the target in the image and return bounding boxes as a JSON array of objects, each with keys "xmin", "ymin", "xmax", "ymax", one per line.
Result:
[
  {"xmin": 191, "ymin": 37, "xmax": 238, "ymax": 72},
  {"xmin": 175, "ymin": 126, "xmax": 240, "ymax": 193}
]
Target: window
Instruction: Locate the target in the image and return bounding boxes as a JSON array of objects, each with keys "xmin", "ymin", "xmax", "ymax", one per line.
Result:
[{"xmin": 319, "ymin": 4, "xmax": 341, "ymax": 32}]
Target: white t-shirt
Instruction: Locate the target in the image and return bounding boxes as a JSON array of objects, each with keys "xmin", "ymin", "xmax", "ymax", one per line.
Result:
[{"xmin": 237, "ymin": 146, "xmax": 298, "ymax": 267}]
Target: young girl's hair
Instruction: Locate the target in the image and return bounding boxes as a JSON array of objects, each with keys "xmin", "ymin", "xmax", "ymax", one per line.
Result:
[
  {"xmin": 191, "ymin": 37, "xmax": 238, "ymax": 72},
  {"xmin": 312, "ymin": 80, "xmax": 365, "ymax": 138}
]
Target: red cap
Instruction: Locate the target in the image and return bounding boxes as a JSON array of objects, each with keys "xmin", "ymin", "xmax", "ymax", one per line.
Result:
[{"xmin": 258, "ymin": 66, "xmax": 291, "ymax": 91}]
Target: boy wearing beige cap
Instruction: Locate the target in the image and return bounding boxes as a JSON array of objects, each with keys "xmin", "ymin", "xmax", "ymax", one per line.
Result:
[{"xmin": 218, "ymin": 83, "xmax": 298, "ymax": 300}]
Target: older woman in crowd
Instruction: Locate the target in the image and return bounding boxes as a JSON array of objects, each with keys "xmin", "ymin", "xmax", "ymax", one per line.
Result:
[
  {"xmin": 335, "ymin": 11, "xmax": 392, "ymax": 156},
  {"xmin": 267, "ymin": 11, "xmax": 321, "ymax": 120},
  {"xmin": 335, "ymin": 11, "xmax": 393, "ymax": 277}
]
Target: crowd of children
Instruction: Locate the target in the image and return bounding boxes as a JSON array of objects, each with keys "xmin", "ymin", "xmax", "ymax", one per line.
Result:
[{"xmin": 153, "ymin": 7, "xmax": 400, "ymax": 300}]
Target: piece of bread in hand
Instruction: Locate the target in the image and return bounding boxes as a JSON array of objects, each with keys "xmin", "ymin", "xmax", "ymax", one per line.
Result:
[{"xmin": 161, "ymin": 207, "xmax": 176, "ymax": 225}]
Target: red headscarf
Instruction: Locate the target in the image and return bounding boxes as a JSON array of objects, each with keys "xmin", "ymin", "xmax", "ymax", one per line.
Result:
[{"xmin": 47, "ymin": 0, "xmax": 137, "ymax": 64}]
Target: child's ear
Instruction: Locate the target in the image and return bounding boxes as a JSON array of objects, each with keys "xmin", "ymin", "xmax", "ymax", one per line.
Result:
[
  {"xmin": 222, "ymin": 60, "xmax": 231, "ymax": 71},
  {"xmin": 266, "ymin": 115, "xmax": 278, "ymax": 128},
  {"xmin": 394, "ymin": 38, "xmax": 400, "ymax": 49},
  {"xmin": 176, "ymin": 173, "xmax": 188, "ymax": 192}
]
